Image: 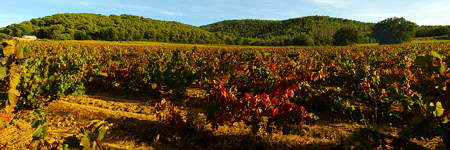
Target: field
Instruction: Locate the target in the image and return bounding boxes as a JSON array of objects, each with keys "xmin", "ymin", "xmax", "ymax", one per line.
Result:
[{"xmin": 0, "ymin": 40, "xmax": 449, "ymax": 149}]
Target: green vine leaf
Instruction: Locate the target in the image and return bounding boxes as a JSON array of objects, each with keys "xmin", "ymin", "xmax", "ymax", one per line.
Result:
[
  {"xmin": 435, "ymin": 101, "xmax": 444, "ymax": 117},
  {"xmin": 431, "ymin": 51, "xmax": 442, "ymax": 59},
  {"xmin": 414, "ymin": 55, "xmax": 433, "ymax": 68}
]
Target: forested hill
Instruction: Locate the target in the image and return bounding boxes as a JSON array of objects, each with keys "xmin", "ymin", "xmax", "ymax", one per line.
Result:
[
  {"xmin": 200, "ymin": 16, "xmax": 375, "ymax": 45},
  {"xmin": 0, "ymin": 13, "xmax": 220, "ymax": 44},
  {"xmin": 0, "ymin": 14, "xmax": 378, "ymax": 46},
  {"xmin": 2, "ymin": 13, "xmax": 449, "ymax": 46}
]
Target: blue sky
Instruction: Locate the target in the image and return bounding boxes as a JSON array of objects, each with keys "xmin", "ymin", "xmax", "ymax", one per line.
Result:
[{"xmin": 1, "ymin": 0, "xmax": 449, "ymax": 27}]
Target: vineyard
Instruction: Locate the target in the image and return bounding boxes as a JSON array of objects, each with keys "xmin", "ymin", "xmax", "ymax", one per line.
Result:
[{"xmin": 0, "ymin": 40, "xmax": 449, "ymax": 149}]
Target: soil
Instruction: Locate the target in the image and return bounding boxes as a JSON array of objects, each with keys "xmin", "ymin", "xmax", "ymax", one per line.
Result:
[{"xmin": 1, "ymin": 88, "xmax": 445, "ymax": 149}]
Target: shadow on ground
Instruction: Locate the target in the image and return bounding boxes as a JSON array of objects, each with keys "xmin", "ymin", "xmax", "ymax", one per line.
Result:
[{"xmin": 104, "ymin": 116, "xmax": 345, "ymax": 150}]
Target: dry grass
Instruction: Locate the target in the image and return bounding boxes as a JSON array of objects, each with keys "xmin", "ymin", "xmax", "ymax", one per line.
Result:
[
  {"xmin": 40, "ymin": 91, "xmax": 369, "ymax": 149},
  {"xmin": 0, "ymin": 119, "xmax": 34, "ymax": 149},
  {"xmin": 25, "ymin": 87, "xmax": 443, "ymax": 149}
]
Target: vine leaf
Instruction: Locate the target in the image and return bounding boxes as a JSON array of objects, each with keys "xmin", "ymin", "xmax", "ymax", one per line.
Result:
[
  {"xmin": 0, "ymin": 57, "xmax": 6, "ymax": 65},
  {"xmin": 7, "ymin": 92, "xmax": 19, "ymax": 108},
  {"xmin": 435, "ymin": 102, "xmax": 444, "ymax": 117},
  {"xmin": 431, "ymin": 51, "xmax": 442, "ymax": 60},
  {"xmin": 414, "ymin": 55, "xmax": 432, "ymax": 68},
  {"xmin": 2, "ymin": 45, "xmax": 15, "ymax": 56},
  {"xmin": 0, "ymin": 66, "xmax": 6, "ymax": 79},
  {"xmin": 15, "ymin": 46, "xmax": 24, "ymax": 59},
  {"xmin": 7, "ymin": 64, "xmax": 22, "ymax": 108}
]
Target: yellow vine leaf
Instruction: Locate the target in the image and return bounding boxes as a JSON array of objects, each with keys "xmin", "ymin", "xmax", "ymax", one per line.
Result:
[
  {"xmin": 8, "ymin": 65, "xmax": 21, "ymax": 89},
  {"xmin": 15, "ymin": 47, "xmax": 24, "ymax": 59},
  {"xmin": 0, "ymin": 57, "xmax": 6, "ymax": 65},
  {"xmin": 3, "ymin": 45, "xmax": 15, "ymax": 56},
  {"xmin": 8, "ymin": 88, "xmax": 20, "ymax": 96},
  {"xmin": 8, "ymin": 92, "xmax": 19, "ymax": 108},
  {"xmin": 0, "ymin": 66, "xmax": 7, "ymax": 79},
  {"xmin": 5, "ymin": 40, "xmax": 16, "ymax": 46}
]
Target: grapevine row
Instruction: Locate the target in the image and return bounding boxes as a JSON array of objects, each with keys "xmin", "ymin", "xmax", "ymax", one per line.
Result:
[{"xmin": 1, "ymin": 40, "xmax": 449, "ymax": 147}]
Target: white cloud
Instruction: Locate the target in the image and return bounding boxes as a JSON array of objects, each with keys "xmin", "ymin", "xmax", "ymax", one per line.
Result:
[
  {"xmin": 362, "ymin": 12, "xmax": 394, "ymax": 19},
  {"xmin": 108, "ymin": 4, "xmax": 151, "ymax": 11},
  {"xmin": 160, "ymin": 11, "xmax": 184, "ymax": 16},
  {"xmin": 308, "ymin": 0, "xmax": 351, "ymax": 8}
]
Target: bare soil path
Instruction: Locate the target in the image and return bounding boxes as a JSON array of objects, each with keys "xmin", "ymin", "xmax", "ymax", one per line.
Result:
[{"xmin": 42, "ymin": 89, "xmax": 375, "ymax": 150}]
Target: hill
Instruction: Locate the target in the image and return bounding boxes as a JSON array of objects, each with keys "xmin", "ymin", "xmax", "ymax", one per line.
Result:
[
  {"xmin": 7, "ymin": 14, "xmax": 441, "ymax": 46},
  {"xmin": 0, "ymin": 13, "xmax": 219, "ymax": 44},
  {"xmin": 201, "ymin": 16, "xmax": 375, "ymax": 45}
]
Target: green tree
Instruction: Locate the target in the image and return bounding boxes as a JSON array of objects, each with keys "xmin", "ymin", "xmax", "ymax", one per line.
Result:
[
  {"xmin": 373, "ymin": 17, "xmax": 417, "ymax": 44},
  {"xmin": 333, "ymin": 27, "xmax": 361, "ymax": 46},
  {"xmin": 74, "ymin": 30, "xmax": 90, "ymax": 40},
  {"xmin": 291, "ymin": 33, "xmax": 314, "ymax": 46},
  {"xmin": 0, "ymin": 13, "xmax": 217, "ymax": 43},
  {"xmin": 224, "ymin": 36, "xmax": 234, "ymax": 45},
  {"xmin": 416, "ymin": 26, "xmax": 450, "ymax": 37},
  {"xmin": 42, "ymin": 24, "xmax": 66, "ymax": 39},
  {"xmin": 433, "ymin": 27, "xmax": 450, "ymax": 36},
  {"xmin": 0, "ymin": 33, "xmax": 12, "ymax": 39}
]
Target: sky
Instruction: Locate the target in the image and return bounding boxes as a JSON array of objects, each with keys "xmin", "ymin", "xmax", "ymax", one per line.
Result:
[{"xmin": 1, "ymin": 0, "xmax": 449, "ymax": 27}]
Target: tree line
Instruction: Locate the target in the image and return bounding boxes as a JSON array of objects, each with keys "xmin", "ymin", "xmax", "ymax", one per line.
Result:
[
  {"xmin": 416, "ymin": 25, "xmax": 450, "ymax": 38},
  {"xmin": 200, "ymin": 16, "xmax": 375, "ymax": 46},
  {"xmin": 0, "ymin": 13, "xmax": 448, "ymax": 46},
  {"xmin": 0, "ymin": 13, "xmax": 223, "ymax": 44}
]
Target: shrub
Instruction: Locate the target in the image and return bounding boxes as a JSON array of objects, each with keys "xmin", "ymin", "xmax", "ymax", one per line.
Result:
[
  {"xmin": 333, "ymin": 27, "xmax": 361, "ymax": 46},
  {"xmin": 0, "ymin": 33, "xmax": 12, "ymax": 40},
  {"xmin": 373, "ymin": 17, "xmax": 417, "ymax": 44}
]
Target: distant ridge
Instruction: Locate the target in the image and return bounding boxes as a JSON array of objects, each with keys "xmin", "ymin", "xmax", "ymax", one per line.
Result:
[
  {"xmin": 0, "ymin": 13, "xmax": 218, "ymax": 44},
  {"xmin": 200, "ymin": 16, "xmax": 375, "ymax": 45},
  {"xmin": 1, "ymin": 13, "xmax": 447, "ymax": 45}
]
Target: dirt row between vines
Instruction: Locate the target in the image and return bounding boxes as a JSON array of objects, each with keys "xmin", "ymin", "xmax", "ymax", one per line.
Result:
[{"xmin": 40, "ymin": 88, "xmax": 434, "ymax": 149}]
